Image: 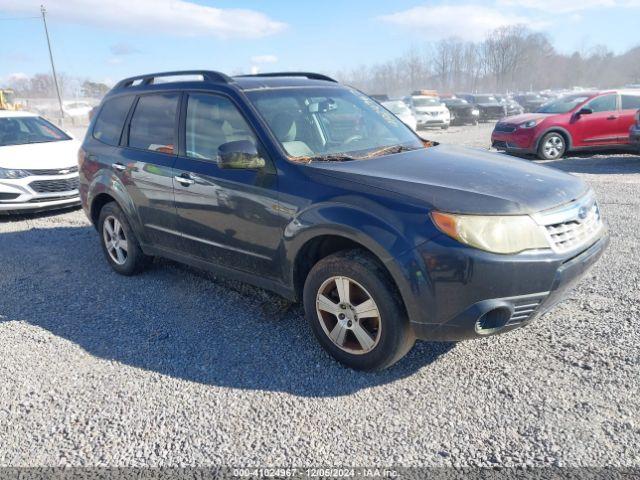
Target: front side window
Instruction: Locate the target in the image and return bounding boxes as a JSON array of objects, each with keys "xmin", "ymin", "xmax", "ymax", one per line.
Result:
[
  {"xmin": 585, "ymin": 94, "xmax": 617, "ymax": 113},
  {"xmin": 93, "ymin": 95, "xmax": 134, "ymax": 146},
  {"xmin": 247, "ymin": 87, "xmax": 423, "ymax": 160},
  {"xmin": 128, "ymin": 93, "xmax": 179, "ymax": 154},
  {"xmin": 621, "ymin": 95, "xmax": 640, "ymax": 110},
  {"xmin": 0, "ymin": 116, "xmax": 70, "ymax": 146},
  {"xmin": 185, "ymin": 94, "xmax": 258, "ymax": 161}
]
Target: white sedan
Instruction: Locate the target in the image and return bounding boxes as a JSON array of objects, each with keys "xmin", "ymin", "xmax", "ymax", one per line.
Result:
[{"xmin": 0, "ymin": 111, "xmax": 81, "ymax": 213}]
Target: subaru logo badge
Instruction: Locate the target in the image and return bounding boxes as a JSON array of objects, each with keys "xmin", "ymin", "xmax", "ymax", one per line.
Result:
[{"xmin": 578, "ymin": 206, "xmax": 588, "ymax": 220}]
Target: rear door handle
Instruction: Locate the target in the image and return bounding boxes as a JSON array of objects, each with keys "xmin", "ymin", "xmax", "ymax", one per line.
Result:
[
  {"xmin": 174, "ymin": 173, "xmax": 195, "ymax": 186},
  {"xmin": 113, "ymin": 162, "xmax": 126, "ymax": 171}
]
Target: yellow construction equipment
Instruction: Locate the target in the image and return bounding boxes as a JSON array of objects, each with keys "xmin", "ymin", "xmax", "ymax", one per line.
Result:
[{"xmin": 0, "ymin": 89, "xmax": 22, "ymax": 110}]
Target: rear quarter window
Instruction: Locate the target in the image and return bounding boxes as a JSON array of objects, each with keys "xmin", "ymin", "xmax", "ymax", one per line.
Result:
[
  {"xmin": 621, "ymin": 95, "xmax": 640, "ymax": 110},
  {"xmin": 93, "ymin": 95, "xmax": 134, "ymax": 146}
]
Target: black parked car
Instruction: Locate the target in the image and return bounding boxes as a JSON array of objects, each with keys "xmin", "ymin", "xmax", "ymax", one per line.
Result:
[
  {"xmin": 494, "ymin": 95, "xmax": 524, "ymax": 116},
  {"xmin": 514, "ymin": 93, "xmax": 547, "ymax": 113},
  {"xmin": 441, "ymin": 98, "xmax": 479, "ymax": 125},
  {"xmin": 457, "ymin": 94, "xmax": 506, "ymax": 121},
  {"xmin": 79, "ymin": 70, "xmax": 608, "ymax": 370}
]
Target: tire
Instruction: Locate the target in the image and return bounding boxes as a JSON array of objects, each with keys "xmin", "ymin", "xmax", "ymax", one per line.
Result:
[
  {"xmin": 537, "ymin": 132, "xmax": 566, "ymax": 160},
  {"xmin": 441, "ymin": 125, "xmax": 449, "ymax": 130},
  {"xmin": 98, "ymin": 202, "xmax": 151, "ymax": 275},
  {"xmin": 303, "ymin": 249, "xmax": 414, "ymax": 370}
]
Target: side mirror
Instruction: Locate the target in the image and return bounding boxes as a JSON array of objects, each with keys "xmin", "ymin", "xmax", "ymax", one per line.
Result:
[
  {"xmin": 217, "ymin": 140, "xmax": 265, "ymax": 170},
  {"xmin": 577, "ymin": 107, "xmax": 593, "ymax": 116}
]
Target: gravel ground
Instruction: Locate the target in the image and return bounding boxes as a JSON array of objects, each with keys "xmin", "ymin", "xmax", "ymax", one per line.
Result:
[{"xmin": 1, "ymin": 123, "xmax": 639, "ymax": 468}]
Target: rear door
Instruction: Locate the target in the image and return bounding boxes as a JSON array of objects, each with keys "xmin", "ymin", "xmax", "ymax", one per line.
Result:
[
  {"xmin": 618, "ymin": 93, "xmax": 640, "ymax": 144},
  {"xmin": 120, "ymin": 92, "xmax": 181, "ymax": 250},
  {"xmin": 573, "ymin": 94, "xmax": 619, "ymax": 146},
  {"xmin": 172, "ymin": 92, "xmax": 282, "ymax": 278}
]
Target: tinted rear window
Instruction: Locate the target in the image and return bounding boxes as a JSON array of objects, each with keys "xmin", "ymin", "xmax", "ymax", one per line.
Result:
[
  {"xmin": 621, "ymin": 94, "xmax": 640, "ymax": 110},
  {"xmin": 128, "ymin": 93, "xmax": 179, "ymax": 154},
  {"xmin": 93, "ymin": 95, "xmax": 134, "ymax": 146}
]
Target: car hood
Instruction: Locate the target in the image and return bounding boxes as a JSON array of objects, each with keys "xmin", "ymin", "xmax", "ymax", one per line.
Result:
[
  {"xmin": 308, "ymin": 144, "xmax": 588, "ymax": 215},
  {"xmin": 502, "ymin": 113, "xmax": 551, "ymax": 124},
  {"xmin": 0, "ymin": 139, "xmax": 80, "ymax": 169}
]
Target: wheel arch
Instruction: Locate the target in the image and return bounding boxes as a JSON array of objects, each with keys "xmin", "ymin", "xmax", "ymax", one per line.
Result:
[
  {"xmin": 535, "ymin": 127, "xmax": 573, "ymax": 152},
  {"xmin": 283, "ymin": 204, "xmax": 416, "ymax": 307}
]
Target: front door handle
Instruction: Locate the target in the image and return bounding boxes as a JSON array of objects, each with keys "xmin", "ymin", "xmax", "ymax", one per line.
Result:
[
  {"xmin": 174, "ymin": 173, "xmax": 195, "ymax": 186},
  {"xmin": 607, "ymin": 115, "xmax": 618, "ymax": 120},
  {"xmin": 113, "ymin": 162, "xmax": 126, "ymax": 171}
]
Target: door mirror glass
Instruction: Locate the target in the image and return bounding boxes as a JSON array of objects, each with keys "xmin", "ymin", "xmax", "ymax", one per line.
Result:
[
  {"xmin": 218, "ymin": 140, "xmax": 265, "ymax": 169},
  {"xmin": 577, "ymin": 107, "xmax": 593, "ymax": 115}
]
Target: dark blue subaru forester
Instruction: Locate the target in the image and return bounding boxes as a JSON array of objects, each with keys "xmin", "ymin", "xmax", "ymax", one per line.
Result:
[{"xmin": 79, "ymin": 71, "xmax": 608, "ymax": 370}]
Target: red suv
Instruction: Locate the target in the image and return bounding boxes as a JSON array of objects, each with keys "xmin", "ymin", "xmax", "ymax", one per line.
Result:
[{"xmin": 492, "ymin": 90, "xmax": 640, "ymax": 160}]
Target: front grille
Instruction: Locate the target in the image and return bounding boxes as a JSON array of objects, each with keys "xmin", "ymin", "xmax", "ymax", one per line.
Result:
[
  {"xmin": 26, "ymin": 166, "xmax": 78, "ymax": 176},
  {"xmin": 29, "ymin": 178, "xmax": 80, "ymax": 193},
  {"xmin": 481, "ymin": 106, "xmax": 505, "ymax": 116},
  {"xmin": 507, "ymin": 297, "xmax": 543, "ymax": 326},
  {"xmin": 27, "ymin": 193, "xmax": 79, "ymax": 203},
  {"xmin": 545, "ymin": 203, "xmax": 601, "ymax": 253},
  {"xmin": 494, "ymin": 123, "xmax": 516, "ymax": 133}
]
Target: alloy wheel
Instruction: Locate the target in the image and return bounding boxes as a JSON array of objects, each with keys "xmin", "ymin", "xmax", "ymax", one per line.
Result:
[
  {"xmin": 315, "ymin": 276, "xmax": 382, "ymax": 354},
  {"xmin": 102, "ymin": 215, "xmax": 128, "ymax": 265},
  {"xmin": 543, "ymin": 134, "xmax": 564, "ymax": 159}
]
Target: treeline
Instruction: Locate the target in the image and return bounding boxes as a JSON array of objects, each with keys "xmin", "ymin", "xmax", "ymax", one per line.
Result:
[
  {"xmin": 336, "ymin": 25, "xmax": 640, "ymax": 96},
  {"xmin": 5, "ymin": 73, "xmax": 110, "ymax": 99}
]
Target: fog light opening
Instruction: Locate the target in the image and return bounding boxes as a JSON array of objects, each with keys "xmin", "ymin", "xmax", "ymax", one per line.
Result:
[{"xmin": 475, "ymin": 307, "xmax": 512, "ymax": 335}]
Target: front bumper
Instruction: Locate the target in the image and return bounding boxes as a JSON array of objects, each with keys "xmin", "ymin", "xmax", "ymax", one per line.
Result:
[
  {"xmin": 392, "ymin": 231, "xmax": 609, "ymax": 342},
  {"xmin": 491, "ymin": 128, "xmax": 537, "ymax": 152},
  {"xmin": 416, "ymin": 115, "xmax": 450, "ymax": 128},
  {"xmin": 0, "ymin": 174, "xmax": 80, "ymax": 214}
]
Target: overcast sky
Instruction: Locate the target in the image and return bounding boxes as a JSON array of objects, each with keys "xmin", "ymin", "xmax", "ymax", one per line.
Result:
[{"xmin": 1, "ymin": 0, "xmax": 639, "ymax": 85}]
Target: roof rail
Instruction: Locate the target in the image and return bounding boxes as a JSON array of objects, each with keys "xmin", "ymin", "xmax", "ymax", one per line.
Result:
[
  {"xmin": 114, "ymin": 70, "xmax": 232, "ymax": 89},
  {"xmin": 235, "ymin": 72, "xmax": 338, "ymax": 83}
]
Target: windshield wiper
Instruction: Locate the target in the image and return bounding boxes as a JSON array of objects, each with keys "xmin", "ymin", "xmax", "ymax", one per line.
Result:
[
  {"xmin": 361, "ymin": 144, "xmax": 417, "ymax": 159},
  {"xmin": 307, "ymin": 153, "xmax": 359, "ymax": 162}
]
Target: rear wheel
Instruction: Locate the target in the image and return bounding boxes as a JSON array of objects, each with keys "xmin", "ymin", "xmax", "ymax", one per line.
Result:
[
  {"xmin": 537, "ymin": 132, "xmax": 566, "ymax": 160},
  {"xmin": 98, "ymin": 202, "xmax": 151, "ymax": 275},
  {"xmin": 303, "ymin": 250, "xmax": 414, "ymax": 370}
]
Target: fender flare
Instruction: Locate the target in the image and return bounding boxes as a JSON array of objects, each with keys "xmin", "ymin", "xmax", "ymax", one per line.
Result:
[{"xmin": 282, "ymin": 203, "xmax": 417, "ymax": 299}]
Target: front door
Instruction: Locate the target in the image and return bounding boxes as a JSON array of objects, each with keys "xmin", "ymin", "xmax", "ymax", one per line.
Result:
[
  {"xmin": 173, "ymin": 92, "xmax": 283, "ymax": 278},
  {"xmin": 573, "ymin": 94, "xmax": 620, "ymax": 147}
]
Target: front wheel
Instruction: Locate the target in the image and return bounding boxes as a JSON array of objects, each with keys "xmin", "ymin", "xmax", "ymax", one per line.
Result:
[
  {"xmin": 303, "ymin": 250, "xmax": 414, "ymax": 370},
  {"xmin": 537, "ymin": 132, "xmax": 566, "ymax": 160}
]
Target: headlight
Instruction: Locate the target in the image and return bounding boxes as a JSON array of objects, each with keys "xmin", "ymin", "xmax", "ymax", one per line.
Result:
[
  {"xmin": 520, "ymin": 119, "xmax": 540, "ymax": 129},
  {"xmin": 431, "ymin": 211, "xmax": 549, "ymax": 254},
  {"xmin": 471, "ymin": 109, "xmax": 480, "ymax": 115},
  {"xmin": 0, "ymin": 168, "xmax": 30, "ymax": 179}
]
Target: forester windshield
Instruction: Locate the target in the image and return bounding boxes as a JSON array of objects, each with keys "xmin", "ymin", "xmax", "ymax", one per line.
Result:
[
  {"xmin": 0, "ymin": 116, "xmax": 70, "ymax": 146},
  {"xmin": 247, "ymin": 87, "xmax": 423, "ymax": 161},
  {"xmin": 536, "ymin": 94, "xmax": 590, "ymax": 114}
]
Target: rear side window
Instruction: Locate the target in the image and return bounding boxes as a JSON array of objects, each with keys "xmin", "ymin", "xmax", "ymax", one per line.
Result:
[
  {"xmin": 128, "ymin": 93, "xmax": 179, "ymax": 154},
  {"xmin": 93, "ymin": 96, "xmax": 134, "ymax": 146},
  {"xmin": 586, "ymin": 94, "xmax": 617, "ymax": 113},
  {"xmin": 621, "ymin": 95, "xmax": 640, "ymax": 110}
]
